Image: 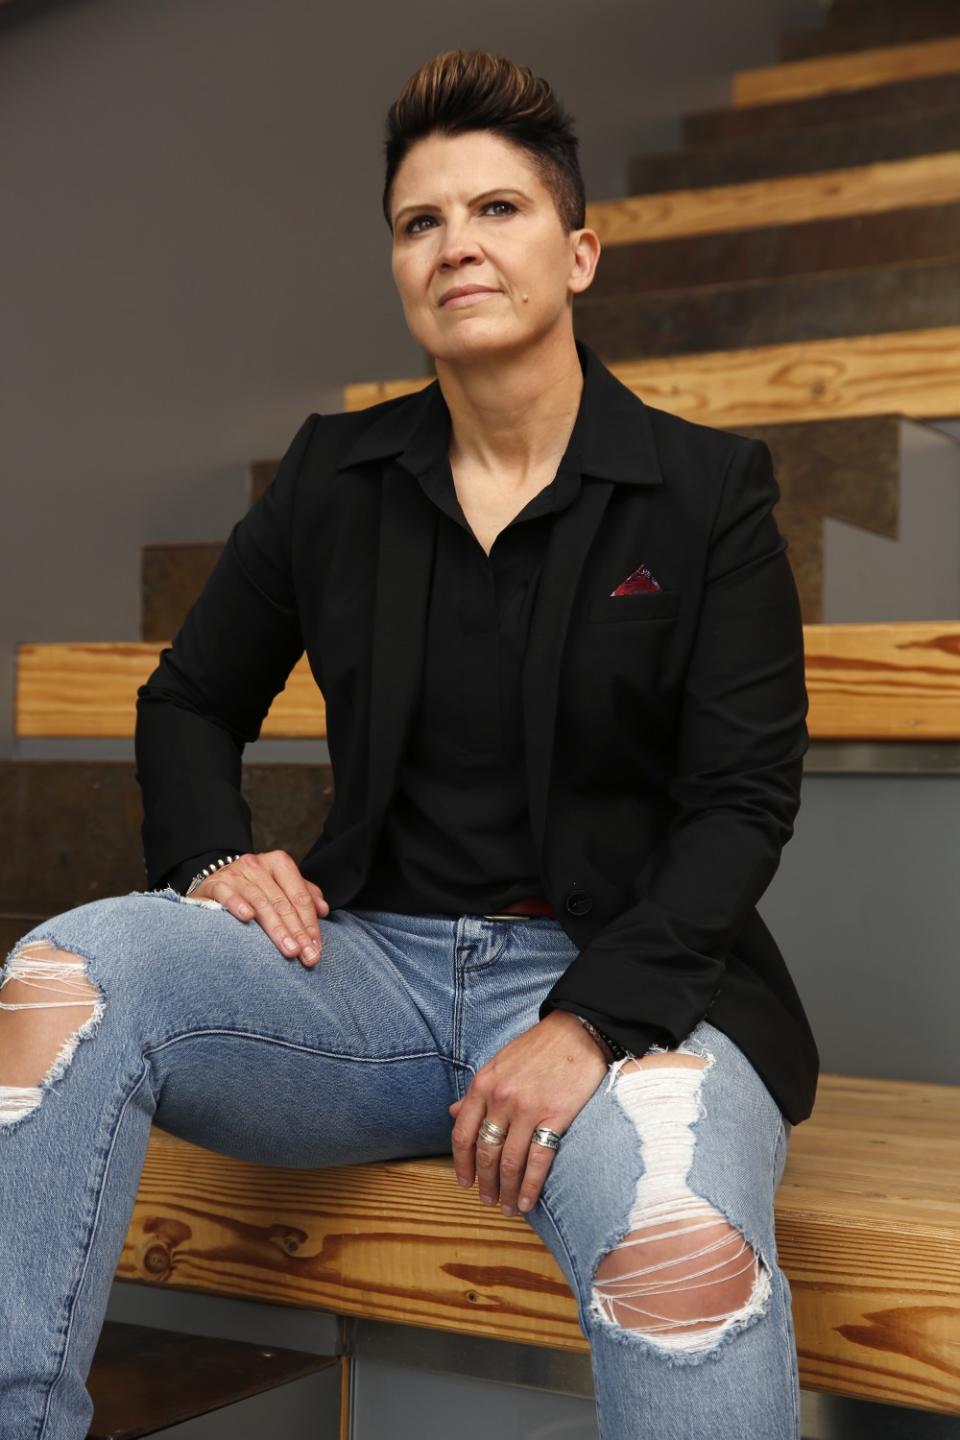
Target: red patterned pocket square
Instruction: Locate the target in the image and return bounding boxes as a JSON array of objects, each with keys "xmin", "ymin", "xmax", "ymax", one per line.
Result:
[{"xmin": 610, "ymin": 563, "xmax": 663, "ymax": 597}]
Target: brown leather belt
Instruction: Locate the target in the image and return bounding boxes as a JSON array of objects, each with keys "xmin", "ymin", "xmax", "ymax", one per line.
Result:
[{"xmin": 482, "ymin": 894, "xmax": 557, "ymax": 920}]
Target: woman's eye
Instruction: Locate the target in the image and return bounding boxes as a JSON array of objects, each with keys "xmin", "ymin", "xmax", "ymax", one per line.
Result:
[{"xmin": 404, "ymin": 200, "xmax": 516, "ymax": 235}]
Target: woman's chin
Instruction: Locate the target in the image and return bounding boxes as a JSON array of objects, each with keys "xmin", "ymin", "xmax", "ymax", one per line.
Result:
[{"xmin": 427, "ymin": 327, "xmax": 534, "ymax": 367}]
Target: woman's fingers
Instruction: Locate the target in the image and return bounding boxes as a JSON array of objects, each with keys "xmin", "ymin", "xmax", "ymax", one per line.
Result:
[
  {"xmin": 448, "ymin": 1090, "xmax": 568, "ymax": 1215},
  {"xmin": 203, "ymin": 852, "xmax": 329, "ymax": 966},
  {"xmin": 512, "ymin": 1133, "xmax": 558, "ymax": 1214},
  {"xmin": 450, "ymin": 1093, "xmax": 562, "ymax": 1215},
  {"xmin": 450, "ymin": 1092, "xmax": 485, "ymax": 1191},
  {"xmin": 266, "ymin": 852, "xmax": 326, "ymax": 964}
]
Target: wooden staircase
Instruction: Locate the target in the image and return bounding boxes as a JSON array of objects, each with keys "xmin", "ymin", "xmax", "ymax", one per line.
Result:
[{"xmin": 2, "ymin": 2, "xmax": 960, "ymax": 1430}]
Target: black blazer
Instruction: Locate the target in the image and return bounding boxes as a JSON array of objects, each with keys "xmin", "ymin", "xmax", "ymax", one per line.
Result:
[{"xmin": 135, "ymin": 342, "xmax": 819, "ymax": 1124}]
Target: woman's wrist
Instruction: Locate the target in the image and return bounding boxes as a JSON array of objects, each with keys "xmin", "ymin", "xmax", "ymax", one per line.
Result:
[
  {"xmin": 572, "ymin": 1013, "xmax": 624, "ymax": 1063},
  {"xmin": 184, "ymin": 853, "xmax": 243, "ymax": 896}
]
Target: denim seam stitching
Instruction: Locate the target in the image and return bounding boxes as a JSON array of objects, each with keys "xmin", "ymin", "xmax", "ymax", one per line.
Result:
[
  {"xmin": 460, "ymin": 930, "xmax": 510, "ymax": 973},
  {"xmin": 534, "ymin": 1191, "xmax": 587, "ymax": 1333},
  {"xmin": 142, "ymin": 1028, "xmax": 461, "ymax": 1065},
  {"xmin": 37, "ymin": 1062, "xmax": 154, "ymax": 1439},
  {"xmin": 773, "ymin": 1263, "xmax": 801, "ymax": 1438}
]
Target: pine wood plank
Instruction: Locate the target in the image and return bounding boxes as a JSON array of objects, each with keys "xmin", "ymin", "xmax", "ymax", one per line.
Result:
[
  {"xmin": 343, "ymin": 327, "xmax": 960, "ymax": 424},
  {"xmin": 733, "ymin": 35, "xmax": 960, "ymax": 107},
  {"xmin": 16, "ymin": 624, "xmax": 960, "ymax": 741},
  {"xmin": 804, "ymin": 622, "xmax": 960, "ymax": 739},
  {"xmin": 14, "ymin": 642, "xmax": 327, "ymax": 739},
  {"xmin": 585, "ymin": 152, "xmax": 960, "ymax": 245},
  {"xmin": 117, "ymin": 1074, "xmax": 960, "ymax": 1414}
]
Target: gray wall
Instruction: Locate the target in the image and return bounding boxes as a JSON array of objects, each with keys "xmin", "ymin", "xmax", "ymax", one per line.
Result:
[{"xmin": 760, "ymin": 774, "xmax": 959, "ymax": 1088}]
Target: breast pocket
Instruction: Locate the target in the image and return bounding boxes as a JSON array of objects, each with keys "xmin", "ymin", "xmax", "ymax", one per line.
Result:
[{"xmin": 588, "ymin": 589, "xmax": 682, "ymax": 624}]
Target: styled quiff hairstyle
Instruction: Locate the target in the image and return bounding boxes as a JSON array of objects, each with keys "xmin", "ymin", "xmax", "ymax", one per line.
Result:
[{"xmin": 382, "ymin": 49, "xmax": 586, "ymax": 236}]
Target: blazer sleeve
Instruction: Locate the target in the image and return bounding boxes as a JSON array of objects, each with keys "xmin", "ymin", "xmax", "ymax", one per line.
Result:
[
  {"xmin": 157, "ymin": 850, "xmax": 236, "ymax": 896},
  {"xmin": 134, "ymin": 413, "xmax": 320, "ymax": 889},
  {"xmin": 539, "ymin": 436, "xmax": 810, "ymax": 1056}
]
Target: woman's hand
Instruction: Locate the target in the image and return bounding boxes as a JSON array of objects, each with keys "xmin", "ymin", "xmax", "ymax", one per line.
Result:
[
  {"xmin": 448, "ymin": 1010, "xmax": 609, "ymax": 1216},
  {"xmin": 188, "ymin": 850, "xmax": 330, "ymax": 967}
]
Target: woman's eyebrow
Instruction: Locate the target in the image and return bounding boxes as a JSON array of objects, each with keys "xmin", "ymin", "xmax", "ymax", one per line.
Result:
[{"xmin": 394, "ymin": 187, "xmax": 531, "ymax": 227}]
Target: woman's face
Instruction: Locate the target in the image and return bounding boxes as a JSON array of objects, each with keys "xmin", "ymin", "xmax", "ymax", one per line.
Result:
[{"xmin": 389, "ymin": 130, "xmax": 599, "ymax": 366}]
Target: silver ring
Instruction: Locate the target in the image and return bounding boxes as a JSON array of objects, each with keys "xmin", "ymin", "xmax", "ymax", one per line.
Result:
[
  {"xmin": 530, "ymin": 1126, "xmax": 562, "ymax": 1151},
  {"xmin": 478, "ymin": 1119, "xmax": 507, "ymax": 1145}
]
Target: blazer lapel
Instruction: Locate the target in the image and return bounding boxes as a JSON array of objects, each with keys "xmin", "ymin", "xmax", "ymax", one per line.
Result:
[
  {"xmin": 522, "ymin": 479, "xmax": 615, "ymax": 872},
  {"xmin": 365, "ymin": 460, "xmax": 438, "ymax": 848}
]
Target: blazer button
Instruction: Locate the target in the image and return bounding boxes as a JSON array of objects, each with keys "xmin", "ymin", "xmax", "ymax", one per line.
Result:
[{"xmin": 564, "ymin": 889, "xmax": 593, "ymax": 916}]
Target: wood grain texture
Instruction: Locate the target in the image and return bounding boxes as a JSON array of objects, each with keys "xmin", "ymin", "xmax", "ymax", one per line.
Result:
[
  {"xmin": 118, "ymin": 1075, "xmax": 960, "ymax": 1413},
  {"xmin": 608, "ymin": 326, "xmax": 960, "ymax": 425},
  {"xmin": 14, "ymin": 642, "xmax": 327, "ymax": 739},
  {"xmin": 16, "ymin": 625, "xmax": 960, "ymax": 741},
  {"xmin": 586, "ymin": 152, "xmax": 960, "ymax": 245},
  {"xmin": 734, "ymin": 35, "xmax": 960, "ymax": 107},
  {"xmin": 343, "ymin": 327, "xmax": 960, "ymax": 423},
  {"xmin": 587, "ymin": 151, "xmax": 960, "ymax": 244},
  {"xmin": 804, "ymin": 622, "xmax": 960, "ymax": 739},
  {"xmin": 775, "ymin": 1076, "xmax": 960, "ymax": 1412}
]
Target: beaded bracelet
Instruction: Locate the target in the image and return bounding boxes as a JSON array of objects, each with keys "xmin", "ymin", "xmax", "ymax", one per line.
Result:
[
  {"xmin": 574, "ymin": 1013, "xmax": 633, "ymax": 1063},
  {"xmin": 184, "ymin": 853, "xmax": 243, "ymax": 897}
]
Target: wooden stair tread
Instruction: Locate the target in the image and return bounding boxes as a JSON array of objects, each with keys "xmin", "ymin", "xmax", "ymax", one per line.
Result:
[
  {"xmin": 590, "ymin": 152, "xmax": 960, "ymax": 246},
  {"xmin": 343, "ymin": 326, "xmax": 960, "ymax": 427},
  {"xmin": 15, "ymin": 622, "xmax": 960, "ymax": 741},
  {"xmin": 87, "ymin": 1320, "xmax": 336, "ymax": 1439},
  {"xmin": 118, "ymin": 1074, "xmax": 960, "ymax": 1413},
  {"xmin": 734, "ymin": 35, "xmax": 960, "ymax": 108}
]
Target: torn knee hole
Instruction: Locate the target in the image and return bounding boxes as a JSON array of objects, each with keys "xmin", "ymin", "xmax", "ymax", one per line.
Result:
[
  {"xmin": 593, "ymin": 1209, "xmax": 763, "ymax": 1342},
  {"xmin": 0, "ymin": 941, "xmax": 104, "ymax": 1126},
  {"xmin": 591, "ymin": 1048, "xmax": 770, "ymax": 1355}
]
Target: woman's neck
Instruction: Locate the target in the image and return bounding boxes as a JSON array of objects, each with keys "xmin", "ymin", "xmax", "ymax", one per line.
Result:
[{"xmin": 436, "ymin": 334, "xmax": 583, "ymax": 486}]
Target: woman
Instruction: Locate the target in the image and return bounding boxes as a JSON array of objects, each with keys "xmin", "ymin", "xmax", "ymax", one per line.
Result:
[{"xmin": 1, "ymin": 48, "xmax": 817, "ymax": 1439}]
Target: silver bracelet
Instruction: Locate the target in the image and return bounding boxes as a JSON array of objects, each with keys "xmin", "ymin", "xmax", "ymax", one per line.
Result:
[{"xmin": 184, "ymin": 853, "xmax": 242, "ymax": 896}]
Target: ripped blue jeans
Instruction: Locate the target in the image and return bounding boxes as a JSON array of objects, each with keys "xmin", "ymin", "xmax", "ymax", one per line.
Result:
[{"xmin": 0, "ymin": 891, "xmax": 798, "ymax": 1440}]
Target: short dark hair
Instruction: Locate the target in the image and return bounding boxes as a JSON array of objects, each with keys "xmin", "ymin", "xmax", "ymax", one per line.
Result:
[{"xmin": 382, "ymin": 49, "xmax": 586, "ymax": 236}]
